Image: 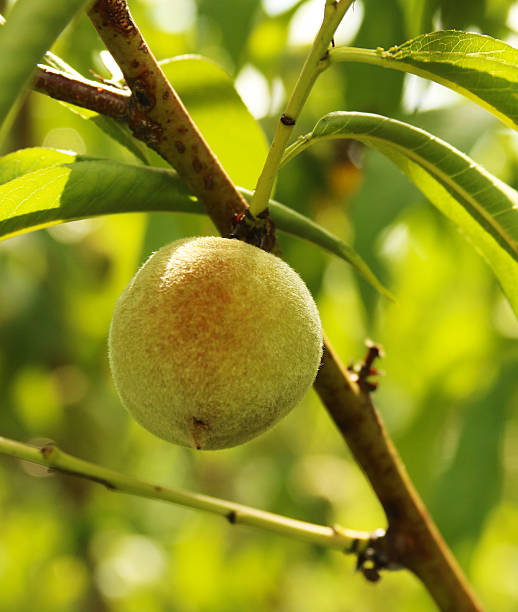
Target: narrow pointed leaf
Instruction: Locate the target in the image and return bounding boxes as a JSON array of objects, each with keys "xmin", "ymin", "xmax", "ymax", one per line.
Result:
[
  {"xmin": 330, "ymin": 31, "xmax": 518, "ymax": 130},
  {"xmin": 282, "ymin": 112, "xmax": 518, "ymax": 316},
  {"xmin": 0, "ymin": 156, "xmax": 195, "ymax": 241},
  {"xmin": 0, "ymin": 148, "xmax": 389, "ymax": 297},
  {"xmin": 267, "ymin": 197, "xmax": 393, "ymax": 300}
]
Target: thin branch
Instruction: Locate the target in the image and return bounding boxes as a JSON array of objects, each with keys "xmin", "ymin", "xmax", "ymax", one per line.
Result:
[
  {"xmin": 314, "ymin": 338, "xmax": 484, "ymax": 611},
  {"xmin": 86, "ymin": 0, "xmax": 252, "ymax": 239},
  {"xmin": 33, "ymin": 65, "xmax": 130, "ymax": 118},
  {"xmin": 248, "ymin": 0, "xmax": 355, "ymax": 216},
  {"xmin": 0, "ymin": 435, "xmax": 376, "ymax": 554}
]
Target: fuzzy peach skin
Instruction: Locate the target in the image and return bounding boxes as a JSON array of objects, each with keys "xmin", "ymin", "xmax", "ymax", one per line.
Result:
[{"xmin": 108, "ymin": 236, "xmax": 323, "ymax": 450}]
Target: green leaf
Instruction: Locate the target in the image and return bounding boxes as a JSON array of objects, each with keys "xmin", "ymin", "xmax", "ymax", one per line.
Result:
[
  {"xmin": 331, "ymin": 31, "xmax": 518, "ymax": 130},
  {"xmin": 161, "ymin": 56, "xmax": 268, "ymax": 190},
  {"xmin": 0, "ymin": 0, "xmax": 90, "ymax": 135},
  {"xmin": 0, "ymin": 147, "xmax": 76, "ymax": 185},
  {"xmin": 0, "ymin": 155, "xmax": 195, "ymax": 241},
  {"xmin": 41, "ymin": 50, "xmax": 82, "ymax": 76},
  {"xmin": 255, "ymin": 194, "xmax": 393, "ymax": 300},
  {"xmin": 239, "ymin": 189, "xmax": 393, "ymax": 300},
  {"xmin": 282, "ymin": 111, "xmax": 518, "ymax": 316},
  {"xmin": 0, "ymin": 148, "xmax": 389, "ymax": 298}
]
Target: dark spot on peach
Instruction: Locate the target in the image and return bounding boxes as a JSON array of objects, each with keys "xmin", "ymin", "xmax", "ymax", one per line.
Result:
[
  {"xmin": 192, "ymin": 157, "xmax": 203, "ymax": 172},
  {"xmin": 175, "ymin": 140, "xmax": 186, "ymax": 154}
]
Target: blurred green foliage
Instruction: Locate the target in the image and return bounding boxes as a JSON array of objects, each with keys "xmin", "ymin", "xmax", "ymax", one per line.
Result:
[{"xmin": 1, "ymin": 0, "xmax": 518, "ymax": 610}]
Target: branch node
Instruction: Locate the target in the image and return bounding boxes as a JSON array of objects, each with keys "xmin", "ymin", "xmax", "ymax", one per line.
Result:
[
  {"xmin": 40, "ymin": 443, "xmax": 56, "ymax": 460},
  {"xmin": 33, "ymin": 65, "xmax": 130, "ymax": 119},
  {"xmin": 347, "ymin": 339, "xmax": 384, "ymax": 393},
  {"xmin": 229, "ymin": 209, "xmax": 276, "ymax": 251},
  {"xmin": 226, "ymin": 510, "xmax": 237, "ymax": 524},
  {"xmin": 348, "ymin": 537, "xmax": 360, "ymax": 553},
  {"xmin": 320, "ymin": 49, "xmax": 330, "ymax": 62},
  {"xmin": 280, "ymin": 113, "xmax": 296, "ymax": 126},
  {"xmin": 355, "ymin": 528, "xmax": 390, "ymax": 583}
]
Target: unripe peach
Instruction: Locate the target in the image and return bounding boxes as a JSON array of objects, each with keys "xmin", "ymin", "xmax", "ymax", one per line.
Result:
[{"xmin": 108, "ymin": 236, "xmax": 322, "ymax": 450}]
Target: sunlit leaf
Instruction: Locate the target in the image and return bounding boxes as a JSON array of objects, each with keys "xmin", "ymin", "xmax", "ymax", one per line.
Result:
[
  {"xmin": 331, "ymin": 31, "xmax": 518, "ymax": 130},
  {"xmin": 0, "ymin": 155, "xmax": 194, "ymax": 241},
  {"xmin": 0, "ymin": 148, "xmax": 389, "ymax": 297},
  {"xmin": 282, "ymin": 112, "xmax": 518, "ymax": 316},
  {"xmin": 0, "ymin": 147, "xmax": 75, "ymax": 185},
  {"xmin": 0, "ymin": 0, "xmax": 90, "ymax": 133}
]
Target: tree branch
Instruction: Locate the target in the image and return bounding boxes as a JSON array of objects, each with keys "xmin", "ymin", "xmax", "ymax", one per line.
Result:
[
  {"xmin": 248, "ymin": 0, "xmax": 355, "ymax": 216},
  {"xmin": 86, "ymin": 0, "xmax": 252, "ymax": 239},
  {"xmin": 33, "ymin": 64, "xmax": 129, "ymax": 118},
  {"xmin": 26, "ymin": 1, "xmax": 484, "ymax": 609},
  {"xmin": 314, "ymin": 338, "xmax": 483, "ymax": 611},
  {"xmin": 0, "ymin": 435, "xmax": 377, "ymax": 555}
]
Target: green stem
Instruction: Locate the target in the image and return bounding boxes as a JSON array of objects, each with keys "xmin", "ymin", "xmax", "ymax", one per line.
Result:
[
  {"xmin": 248, "ymin": 0, "xmax": 355, "ymax": 217},
  {"xmin": 328, "ymin": 45, "xmax": 447, "ymax": 83},
  {"xmin": 329, "ymin": 46, "xmax": 397, "ymax": 69},
  {"xmin": 0, "ymin": 435, "xmax": 375, "ymax": 552},
  {"xmin": 329, "ymin": 45, "xmax": 514, "ymax": 130},
  {"xmin": 328, "ymin": 44, "xmax": 482, "ymax": 103}
]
